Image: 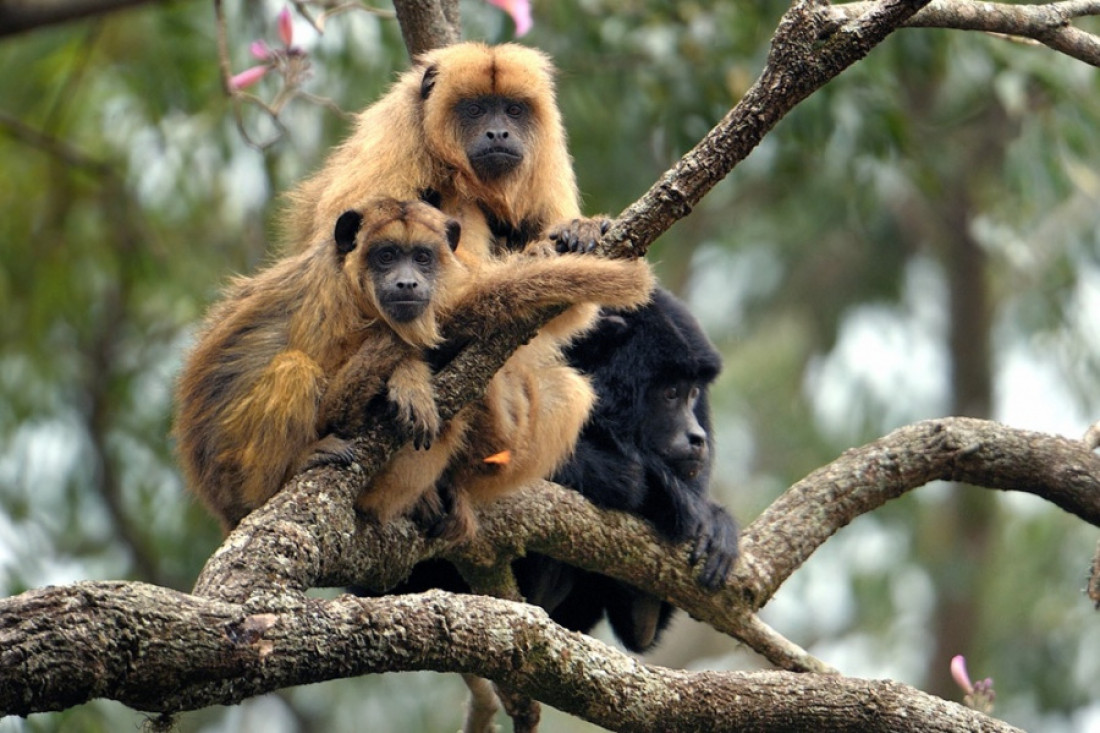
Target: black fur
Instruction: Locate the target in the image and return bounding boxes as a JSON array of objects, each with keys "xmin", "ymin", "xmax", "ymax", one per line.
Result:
[{"xmin": 515, "ymin": 287, "xmax": 738, "ymax": 652}]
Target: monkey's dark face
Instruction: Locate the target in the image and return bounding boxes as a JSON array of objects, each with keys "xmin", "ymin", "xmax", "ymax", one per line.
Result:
[
  {"xmin": 641, "ymin": 380, "xmax": 708, "ymax": 480},
  {"xmin": 368, "ymin": 242, "xmax": 439, "ymax": 323},
  {"xmin": 456, "ymin": 95, "xmax": 530, "ymax": 181}
]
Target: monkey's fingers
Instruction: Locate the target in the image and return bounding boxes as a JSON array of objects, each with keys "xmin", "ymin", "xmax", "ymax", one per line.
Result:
[
  {"xmin": 690, "ymin": 503, "xmax": 740, "ymax": 590},
  {"xmin": 414, "ymin": 477, "xmax": 475, "ymax": 542},
  {"xmin": 547, "ymin": 216, "xmax": 611, "ymax": 254},
  {"xmin": 298, "ymin": 435, "xmax": 357, "ymax": 473}
]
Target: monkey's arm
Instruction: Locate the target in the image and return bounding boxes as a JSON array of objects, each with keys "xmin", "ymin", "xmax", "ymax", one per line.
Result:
[
  {"xmin": 444, "ymin": 253, "xmax": 654, "ymax": 334},
  {"xmin": 385, "ymin": 358, "xmax": 441, "ymax": 449},
  {"xmin": 319, "ymin": 338, "xmax": 439, "ymax": 449},
  {"xmin": 639, "ymin": 458, "xmax": 740, "ymax": 590}
]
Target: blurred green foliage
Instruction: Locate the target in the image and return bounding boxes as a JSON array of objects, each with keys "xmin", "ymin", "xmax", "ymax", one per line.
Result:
[{"xmin": 1, "ymin": 1, "xmax": 1098, "ymax": 731}]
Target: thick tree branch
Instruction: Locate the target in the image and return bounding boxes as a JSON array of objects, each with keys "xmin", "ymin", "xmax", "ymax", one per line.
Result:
[
  {"xmin": 391, "ymin": 0, "xmax": 460, "ymax": 58},
  {"xmin": 742, "ymin": 417, "xmax": 1100, "ymax": 608},
  {"xmin": 828, "ymin": 0, "xmax": 1100, "ymax": 66},
  {"xmin": 189, "ymin": 417, "xmax": 1099, "ymax": 676},
  {"xmin": 0, "ymin": 582, "xmax": 1021, "ymax": 732},
  {"xmin": 0, "ymin": 0, "xmax": 174, "ymax": 38}
]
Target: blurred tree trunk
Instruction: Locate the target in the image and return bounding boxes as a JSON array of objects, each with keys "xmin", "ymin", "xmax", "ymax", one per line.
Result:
[{"xmin": 916, "ymin": 98, "xmax": 1011, "ymax": 699}]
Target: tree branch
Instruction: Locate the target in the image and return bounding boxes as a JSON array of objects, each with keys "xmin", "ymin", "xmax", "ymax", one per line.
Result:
[
  {"xmin": 599, "ymin": 0, "xmax": 934, "ymax": 258},
  {"xmin": 0, "ymin": 0, "xmax": 176, "ymax": 38},
  {"xmin": 827, "ymin": 0, "xmax": 1100, "ymax": 66},
  {"xmin": 188, "ymin": 418, "xmax": 1099, "ymax": 674},
  {"xmin": 0, "ymin": 582, "xmax": 1022, "ymax": 732},
  {"xmin": 391, "ymin": 0, "xmax": 460, "ymax": 58}
]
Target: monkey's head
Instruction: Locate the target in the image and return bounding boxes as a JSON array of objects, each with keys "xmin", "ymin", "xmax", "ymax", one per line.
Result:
[
  {"xmin": 334, "ymin": 198, "xmax": 463, "ymax": 348},
  {"xmin": 415, "ymin": 43, "xmax": 568, "ymax": 213}
]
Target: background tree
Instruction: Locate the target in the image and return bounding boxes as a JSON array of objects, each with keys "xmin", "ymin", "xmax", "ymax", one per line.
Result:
[{"xmin": 1, "ymin": 0, "xmax": 1099, "ymax": 731}]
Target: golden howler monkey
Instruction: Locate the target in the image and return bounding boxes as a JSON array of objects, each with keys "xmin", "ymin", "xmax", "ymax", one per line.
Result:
[
  {"xmin": 274, "ymin": 43, "xmax": 646, "ymax": 532},
  {"xmin": 285, "ymin": 42, "xmax": 583, "ymax": 261},
  {"xmin": 283, "ymin": 42, "xmax": 614, "ymax": 343},
  {"xmin": 175, "ymin": 199, "xmax": 653, "ymax": 532}
]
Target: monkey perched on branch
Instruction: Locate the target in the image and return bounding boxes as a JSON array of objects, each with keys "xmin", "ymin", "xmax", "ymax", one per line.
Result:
[
  {"xmin": 175, "ymin": 199, "xmax": 653, "ymax": 533},
  {"xmin": 264, "ymin": 42, "xmax": 653, "ymax": 534},
  {"xmin": 285, "ymin": 42, "xmax": 581, "ymax": 260}
]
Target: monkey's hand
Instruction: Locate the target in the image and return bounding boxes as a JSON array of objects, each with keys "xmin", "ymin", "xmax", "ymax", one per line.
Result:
[
  {"xmin": 410, "ymin": 476, "xmax": 475, "ymax": 542},
  {"xmin": 387, "ymin": 361, "xmax": 441, "ymax": 450},
  {"xmin": 296, "ymin": 435, "xmax": 358, "ymax": 473},
  {"xmin": 689, "ymin": 502, "xmax": 740, "ymax": 590},
  {"xmin": 546, "ymin": 216, "xmax": 612, "ymax": 254}
]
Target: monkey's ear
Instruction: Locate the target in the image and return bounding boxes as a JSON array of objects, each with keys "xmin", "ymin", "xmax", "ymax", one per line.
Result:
[
  {"xmin": 445, "ymin": 220, "xmax": 461, "ymax": 252},
  {"xmin": 420, "ymin": 65, "xmax": 439, "ymax": 100},
  {"xmin": 334, "ymin": 210, "xmax": 363, "ymax": 255}
]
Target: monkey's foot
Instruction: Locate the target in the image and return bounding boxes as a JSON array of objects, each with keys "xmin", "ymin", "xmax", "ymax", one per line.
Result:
[{"xmin": 547, "ymin": 216, "xmax": 612, "ymax": 254}]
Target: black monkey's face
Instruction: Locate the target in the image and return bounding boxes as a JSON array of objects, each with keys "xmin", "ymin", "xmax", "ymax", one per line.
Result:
[
  {"xmin": 456, "ymin": 95, "xmax": 530, "ymax": 181},
  {"xmin": 642, "ymin": 380, "xmax": 708, "ymax": 479}
]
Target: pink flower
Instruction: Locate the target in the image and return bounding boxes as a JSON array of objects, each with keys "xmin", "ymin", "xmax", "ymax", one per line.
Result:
[
  {"xmin": 250, "ymin": 40, "xmax": 272, "ymax": 60},
  {"xmin": 486, "ymin": 0, "xmax": 532, "ymax": 36},
  {"xmin": 950, "ymin": 655, "xmax": 973, "ymax": 695},
  {"xmin": 951, "ymin": 655, "xmax": 996, "ymax": 714},
  {"xmin": 278, "ymin": 6, "xmax": 294, "ymax": 47},
  {"xmin": 229, "ymin": 65, "xmax": 270, "ymax": 90}
]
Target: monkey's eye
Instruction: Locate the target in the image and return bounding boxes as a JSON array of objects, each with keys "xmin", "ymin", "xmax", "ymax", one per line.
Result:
[
  {"xmin": 463, "ymin": 102, "xmax": 486, "ymax": 118},
  {"xmin": 505, "ymin": 103, "xmax": 526, "ymax": 118},
  {"xmin": 664, "ymin": 386, "xmax": 680, "ymax": 401},
  {"xmin": 413, "ymin": 249, "xmax": 434, "ymax": 266},
  {"xmin": 373, "ymin": 247, "xmax": 398, "ymax": 266}
]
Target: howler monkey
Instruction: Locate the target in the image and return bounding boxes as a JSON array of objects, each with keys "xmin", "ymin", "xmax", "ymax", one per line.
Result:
[
  {"xmin": 277, "ymin": 42, "xmax": 644, "ymax": 530},
  {"xmin": 284, "ymin": 42, "xmax": 582, "ymax": 262},
  {"xmin": 385, "ymin": 288, "xmax": 738, "ymax": 652},
  {"xmin": 175, "ymin": 199, "xmax": 653, "ymax": 532},
  {"xmin": 518, "ymin": 287, "xmax": 739, "ymax": 652}
]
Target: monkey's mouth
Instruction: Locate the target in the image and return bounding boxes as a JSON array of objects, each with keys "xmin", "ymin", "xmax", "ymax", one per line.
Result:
[
  {"xmin": 470, "ymin": 149, "xmax": 522, "ymax": 180},
  {"xmin": 668, "ymin": 456, "xmax": 707, "ymax": 480},
  {"xmin": 384, "ymin": 300, "xmax": 430, "ymax": 323}
]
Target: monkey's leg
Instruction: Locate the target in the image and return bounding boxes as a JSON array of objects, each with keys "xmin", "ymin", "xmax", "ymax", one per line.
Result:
[
  {"xmin": 460, "ymin": 360, "xmax": 595, "ymax": 504},
  {"xmin": 222, "ymin": 350, "xmax": 326, "ymax": 508}
]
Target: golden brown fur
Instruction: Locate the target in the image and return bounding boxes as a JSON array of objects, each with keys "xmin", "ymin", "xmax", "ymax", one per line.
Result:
[
  {"xmin": 176, "ymin": 199, "xmax": 653, "ymax": 532},
  {"xmin": 268, "ymin": 43, "xmax": 653, "ymax": 534},
  {"xmin": 175, "ymin": 199, "xmax": 466, "ymax": 530},
  {"xmin": 284, "ymin": 42, "xmax": 578, "ymax": 263}
]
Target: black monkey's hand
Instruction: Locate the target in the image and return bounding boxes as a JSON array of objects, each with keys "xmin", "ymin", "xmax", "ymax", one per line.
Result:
[
  {"xmin": 689, "ymin": 502, "xmax": 740, "ymax": 590},
  {"xmin": 547, "ymin": 216, "xmax": 612, "ymax": 254}
]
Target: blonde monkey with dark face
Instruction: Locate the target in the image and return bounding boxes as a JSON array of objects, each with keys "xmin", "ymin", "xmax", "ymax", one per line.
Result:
[
  {"xmin": 277, "ymin": 43, "xmax": 646, "ymax": 530},
  {"xmin": 284, "ymin": 42, "xmax": 614, "ymax": 341},
  {"xmin": 175, "ymin": 199, "xmax": 653, "ymax": 533}
]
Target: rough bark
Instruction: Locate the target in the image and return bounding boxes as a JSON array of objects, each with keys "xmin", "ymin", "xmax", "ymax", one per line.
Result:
[
  {"xmin": 0, "ymin": 582, "xmax": 1022, "ymax": 732},
  {"xmin": 392, "ymin": 0, "xmax": 460, "ymax": 58}
]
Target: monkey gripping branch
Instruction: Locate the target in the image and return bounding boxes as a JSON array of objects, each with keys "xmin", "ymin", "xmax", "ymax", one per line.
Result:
[{"xmin": 3, "ymin": 0, "xmax": 1100, "ymax": 730}]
